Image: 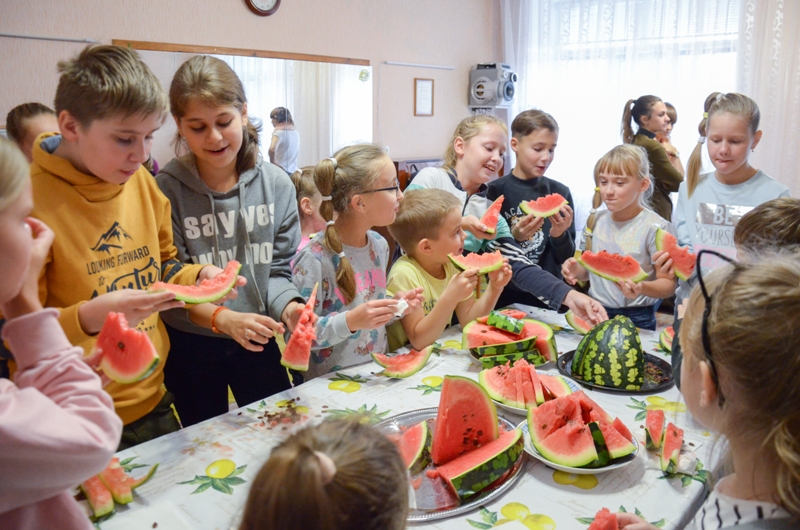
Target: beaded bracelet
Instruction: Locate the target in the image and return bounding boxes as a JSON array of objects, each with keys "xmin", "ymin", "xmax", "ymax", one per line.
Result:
[{"xmin": 211, "ymin": 306, "xmax": 230, "ymax": 334}]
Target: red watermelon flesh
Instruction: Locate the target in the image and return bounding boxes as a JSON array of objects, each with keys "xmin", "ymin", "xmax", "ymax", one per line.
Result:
[
  {"xmin": 527, "ymin": 396, "xmax": 582, "ymax": 443},
  {"xmin": 527, "ymin": 364, "xmax": 546, "ymax": 405},
  {"xmin": 372, "ymin": 346, "xmax": 433, "ymax": 378},
  {"xmin": 514, "ymin": 364, "xmax": 526, "ymax": 409},
  {"xmin": 578, "ymin": 250, "xmax": 648, "ymax": 283},
  {"xmin": 661, "ymin": 422, "xmax": 684, "ymax": 473},
  {"xmin": 149, "ymin": 259, "xmax": 242, "ymax": 303},
  {"xmin": 646, "ymin": 409, "xmax": 665, "ymax": 450},
  {"xmin": 521, "ymin": 320, "xmax": 558, "ymax": 362},
  {"xmin": 655, "ymin": 228, "xmax": 696, "ymax": 281},
  {"xmin": 570, "ymin": 391, "xmax": 614, "ymax": 425},
  {"xmin": 565, "ymin": 310, "xmax": 592, "ymax": 334},
  {"xmin": 533, "ymin": 420, "xmax": 598, "ymax": 467},
  {"xmin": 538, "ymin": 373, "xmax": 573, "ymax": 398},
  {"xmin": 480, "ymin": 195, "xmax": 504, "ymax": 234},
  {"xmin": 80, "ymin": 475, "xmax": 114, "ymax": 518},
  {"xmin": 448, "ymin": 250, "xmax": 504, "ymax": 275},
  {"xmin": 612, "ymin": 417, "xmax": 634, "ymax": 443},
  {"xmin": 281, "ymin": 283, "xmax": 318, "ymax": 371},
  {"xmin": 98, "ymin": 458, "xmax": 133, "ymax": 504},
  {"xmin": 478, "ymin": 364, "xmax": 513, "ymax": 403},
  {"xmin": 594, "ymin": 419, "xmax": 636, "ymax": 459},
  {"xmin": 95, "ymin": 312, "xmax": 160, "ymax": 384},
  {"xmin": 519, "ymin": 193, "xmax": 569, "ymax": 218},
  {"xmin": 660, "ymin": 326, "xmax": 674, "ymax": 352},
  {"xmin": 431, "ymin": 376, "xmax": 499, "ymax": 465},
  {"xmin": 476, "ymin": 308, "xmax": 528, "ymax": 324},
  {"xmin": 518, "ymin": 363, "xmax": 537, "ymax": 408},
  {"xmin": 463, "ymin": 321, "xmax": 537, "ymax": 349},
  {"xmin": 397, "ymin": 420, "xmax": 432, "ymax": 473},
  {"xmin": 587, "ymin": 507, "xmax": 618, "ymax": 530}
]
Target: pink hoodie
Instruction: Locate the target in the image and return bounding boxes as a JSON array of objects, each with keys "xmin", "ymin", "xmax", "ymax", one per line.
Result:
[{"xmin": 0, "ymin": 309, "xmax": 122, "ymax": 529}]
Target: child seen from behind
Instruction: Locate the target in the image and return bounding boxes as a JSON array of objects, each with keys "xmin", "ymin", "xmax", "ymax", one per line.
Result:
[
  {"xmin": 290, "ymin": 166, "xmax": 327, "ymax": 254},
  {"xmin": 562, "ymin": 145, "xmax": 677, "ymax": 330},
  {"xmin": 5, "ymin": 102, "xmax": 59, "ymax": 163},
  {"xmin": 386, "ymin": 188, "xmax": 512, "ymax": 351}
]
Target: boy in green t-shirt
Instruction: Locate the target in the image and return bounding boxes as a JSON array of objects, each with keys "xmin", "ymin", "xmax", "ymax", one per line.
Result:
[{"xmin": 386, "ymin": 188, "xmax": 512, "ymax": 351}]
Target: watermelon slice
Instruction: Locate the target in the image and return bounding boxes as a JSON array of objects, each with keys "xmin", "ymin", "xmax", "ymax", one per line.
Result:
[
  {"xmin": 397, "ymin": 420, "xmax": 432, "ymax": 474},
  {"xmin": 486, "ymin": 309, "xmax": 524, "ymax": 336},
  {"xmin": 80, "ymin": 475, "xmax": 115, "ymax": 518},
  {"xmin": 463, "ymin": 318, "xmax": 557, "ymax": 362},
  {"xmin": 538, "ymin": 373, "xmax": 572, "ymax": 398},
  {"xmin": 646, "ymin": 409, "xmax": 665, "ymax": 450},
  {"xmin": 585, "ymin": 421, "xmax": 610, "ymax": 468},
  {"xmin": 661, "ymin": 422, "xmax": 684, "ymax": 473},
  {"xmin": 519, "ymin": 193, "xmax": 568, "ymax": 218},
  {"xmin": 565, "ymin": 310, "xmax": 592, "ymax": 335},
  {"xmin": 532, "ymin": 420, "xmax": 598, "ymax": 467},
  {"xmin": 372, "ymin": 346, "xmax": 433, "ymax": 378},
  {"xmin": 527, "ymin": 364, "xmax": 546, "ymax": 405},
  {"xmin": 655, "ymin": 228, "xmax": 696, "ymax": 281},
  {"xmin": 149, "ymin": 259, "xmax": 242, "ymax": 303},
  {"xmin": 98, "ymin": 458, "xmax": 133, "ymax": 505},
  {"xmin": 478, "ymin": 363, "xmax": 513, "ymax": 403},
  {"xmin": 612, "ymin": 417, "xmax": 633, "ymax": 443},
  {"xmin": 476, "ymin": 308, "xmax": 528, "ymax": 323},
  {"xmin": 437, "ymin": 429, "xmax": 524, "ymax": 499},
  {"xmin": 523, "ymin": 319, "xmax": 558, "ymax": 362},
  {"xmin": 480, "ymin": 195, "xmax": 504, "ymax": 234},
  {"xmin": 570, "ymin": 391, "xmax": 615, "ymax": 425},
  {"xmin": 660, "ymin": 326, "xmax": 674, "ymax": 353},
  {"xmin": 94, "ymin": 312, "xmax": 160, "ymax": 384},
  {"xmin": 281, "ymin": 283, "xmax": 318, "ymax": 372},
  {"xmin": 526, "ymin": 395, "xmax": 582, "ymax": 442},
  {"xmin": 448, "ymin": 250, "xmax": 504, "ymax": 275},
  {"xmin": 587, "ymin": 507, "xmax": 618, "ymax": 530},
  {"xmin": 431, "ymin": 376, "xmax": 499, "ymax": 465},
  {"xmin": 519, "ymin": 363, "xmax": 537, "ymax": 408},
  {"xmin": 578, "ymin": 250, "xmax": 648, "ymax": 283},
  {"xmin": 594, "ymin": 419, "xmax": 636, "ymax": 459}
]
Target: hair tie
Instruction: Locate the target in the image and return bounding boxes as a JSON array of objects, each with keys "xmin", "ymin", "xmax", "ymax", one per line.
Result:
[
  {"xmin": 325, "ymin": 157, "xmax": 338, "ymax": 169},
  {"xmin": 594, "ymin": 187, "xmax": 600, "ymax": 192},
  {"xmin": 703, "ymin": 112, "xmax": 709, "ymax": 119},
  {"xmin": 320, "ymin": 195, "xmax": 332, "ymax": 201},
  {"xmin": 698, "ymin": 136, "xmax": 706, "ymax": 144},
  {"xmin": 326, "ymin": 220, "xmax": 335, "ymax": 226},
  {"xmin": 313, "ymin": 451, "xmax": 337, "ymax": 486},
  {"xmin": 589, "ymin": 208, "xmax": 597, "ymax": 214},
  {"xmin": 338, "ymin": 251, "xmax": 346, "ymax": 259}
]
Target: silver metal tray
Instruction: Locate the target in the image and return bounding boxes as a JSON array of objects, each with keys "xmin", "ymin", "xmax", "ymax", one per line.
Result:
[{"xmin": 375, "ymin": 407, "xmax": 526, "ymax": 524}]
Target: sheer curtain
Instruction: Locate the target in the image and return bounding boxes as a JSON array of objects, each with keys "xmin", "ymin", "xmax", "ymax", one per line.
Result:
[
  {"xmin": 737, "ymin": 0, "xmax": 800, "ymax": 196},
  {"xmin": 501, "ymin": 0, "xmax": 740, "ymax": 232}
]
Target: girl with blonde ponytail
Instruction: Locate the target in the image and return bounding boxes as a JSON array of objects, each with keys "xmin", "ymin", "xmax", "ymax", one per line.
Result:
[
  {"xmin": 292, "ymin": 144, "xmax": 423, "ymax": 380},
  {"xmin": 673, "ymin": 92, "xmax": 789, "ymax": 304},
  {"xmin": 616, "ymin": 251, "xmax": 800, "ymax": 529}
]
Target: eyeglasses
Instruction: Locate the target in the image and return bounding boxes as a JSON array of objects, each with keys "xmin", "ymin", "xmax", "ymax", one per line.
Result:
[
  {"xmin": 361, "ymin": 179, "xmax": 401, "ymax": 196},
  {"xmin": 695, "ymin": 249, "xmax": 739, "ymax": 408}
]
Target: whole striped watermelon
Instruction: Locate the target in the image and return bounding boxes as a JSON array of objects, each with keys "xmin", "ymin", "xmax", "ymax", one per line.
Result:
[{"xmin": 571, "ymin": 316, "xmax": 644, "ymax": 390}]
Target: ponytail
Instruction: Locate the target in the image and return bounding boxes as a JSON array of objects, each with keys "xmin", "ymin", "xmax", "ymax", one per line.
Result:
[
  {"xmin": 621, "ymin": 99, "xmax": 636, "ymax": 144},
  {"xmin": 583, "ymin": 186, "xmax": 603, "ymax": 252},
  {"xmin": 620, "ymin": 95, "xmax": 663, "ymax": 144}
]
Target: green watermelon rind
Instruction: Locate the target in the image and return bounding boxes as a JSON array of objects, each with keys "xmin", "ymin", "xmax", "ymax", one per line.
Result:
[
  {"xmin": 572, "ymin": 316, "xmax": 644, "ymax": 390},
  {"xmin": 659, "ymin": 327, "xmax": 674, "ymax": 353},
  {"xmin": 645, "ymin": 409, "xmax": 665, "ymax": 450},
  {"xmin": 487, "ymin": 310, "xmax": 524, "ymax": 335},
  {"xmin": 95, "ymin": 313, "xmax": 161, "ymax": 385},
  {"xmin": 578, "ymin": 251, "xmax": 648, "ymax": 283},
  {"xmin": 527, "ymin": 412, "xmax": 598, "ymax": 467},
  {"xmin": 80, "ymin": 475, "xmax": 115, "ymax": 519},
  {"xmin": 128, "ymin": 463, "xmax": 159, "ymax": 489},
  {"xmin": 655, "ymin": 228, "xmax": 695, "ymax": 281},
  {"xmin": 476, "ymin": 349, "xmax": 547, "ymax": 369},
  {"xmin": 565, "ymin": 310, "xmax": 592, "ymax": 335},
  {"xmin": 439, "ymin": 429, "xmax": 524, "ymax": 500},
  {"xmin": 478, "ymin": 367, "xmax": 509, "ymax": 403},
  {"xmin": 584, "ymin": 421, "xmax": 610, "ymax": 468},
  {"xmin": 448, "ymin": 251, "xmax": 504, "ymax": 275},
  {"xmin": 519, "ymin": 194, "xmax": 569, "ymax": 218},
  {"xmin": 462, "ymin": 321, "xmax": 537, "ymax": 354},
  {"xmin": 371, "ymin": 346, "xmax": 433, "ymax": 378},
  {"xmin": 660, "ymin": 422, "xmax": 683, "ymax": 474},
  {"xmin": 98, "ymin": 461, "xmax": 134, "ymax": 505},
  {"xmin": 148, "ymin": 261, "xmax": 243, "ymax": 304},
  {"xmin": 480, "ymin": 195, "xmax": 504, "ymax": 235},
  {"xmin": 402, "ymin": 421, "xmax": 432, "ymax": 475}
]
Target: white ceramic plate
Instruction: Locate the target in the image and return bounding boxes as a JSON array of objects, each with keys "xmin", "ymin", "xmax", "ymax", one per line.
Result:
[{"xmin": 517, "ymin": 420, "xmax": 639, "ymax": 475}]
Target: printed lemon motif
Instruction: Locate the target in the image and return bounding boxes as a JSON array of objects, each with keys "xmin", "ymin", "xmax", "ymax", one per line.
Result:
[
  {"xmin": 205, "ymin": 459, "xmax": 236, "ymax": 479},
  {"xmin": 327, "ymin": 373, "xmax": 368, "ymax": 393},
  {"xmin": 468, "ymin": 503, "xmax": 555, "ymax": 529},
  {"xmin": 522, "ymin": 514, "xmax": 556, "ymax": 530},
  {"xmin": 422, "ymin": 376, "xmax": 443, "ymax": 387},
  {"xmin": 500, "ymin": 502, "xmax": 530, "ymax": 520},
  {"xmin": 275, "ymin": 399, "xmax": 309, "ymax": 414},
  {"xmin": 442, "ymin": 339, "xmax": 462, "ymax": 350},
  {"xmin": 645, "ymin": 396, "xmax": 686, "ymax": 413},
  {"xmin": 552, "ymin": 470, "xmax": 598, "ymax": 489}
]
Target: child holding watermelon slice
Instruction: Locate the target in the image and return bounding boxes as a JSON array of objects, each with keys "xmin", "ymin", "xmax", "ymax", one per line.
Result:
[
  {"xmin": 408, "ymin": 115, "xmax": 607, "ymax": 326},
  {"xmin": 617, "ymin": 253, "xmax": 800, "ymax": 529},
  {"xmin": 0, "ymin": 137, "xmax": 123, "ymax": 529},
  {"xmin": 562, "ymin": 145, "xmax": 677, "ymax": 330},
  {"xmin": 292, "ymin": 144, "xmax": 423, "ymax": 379}
]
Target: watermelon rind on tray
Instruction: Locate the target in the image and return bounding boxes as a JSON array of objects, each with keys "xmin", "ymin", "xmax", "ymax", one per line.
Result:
[
  {"xmin": 94, "ymin": 312, "xmax": 160, "ymax": 384},
  {"xmin": 480, "ymin": 195, "xmax": 504, "ymax": 234},
  {"xmin": 655, "ymin": 228, "xmax": 697, "ymax": 281},
  {"xmin": 281, "ymin": 283, "xmax": 318, "ymax": 372},
  {"xmin": 519, "ymin": 193, "xmax": 568, "ymax": 218},
  {"xmin": 448, "ymin": 250, "xmax": 504, "ymax": 275},
  {"xmin": 371, "ymin": 346, "xmax": 434, "ymax": 378},
  {"xmin": 148, "ymin": 259, "xmax": 242, "ymax": 304},
  {"xmin": 463, "ymin": 318, "xmax": 558, "ymax": 362},
  {"xmin": 397, "ymin": 420, "xmax": 432, "ymax": 474},
  {"xmin": 578, "ymin": 250, "xmax": 648, "ymax": 283},
  {"xmin": 436, "ymin": 428, "xmax": 524, "ymax": 500},
  {"xmin": 659, "ymin": 326, "xmax": 674, "ymax": 353},
  {"xmin": 571, "ymin": 315, "xmax": 645, "ymax": 390}
]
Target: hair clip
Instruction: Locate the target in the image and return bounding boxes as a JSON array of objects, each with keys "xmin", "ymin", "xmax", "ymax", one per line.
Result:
[
  {"xmin": 703, "ymin": 112, "xmax": 708, "ymax": 119},
  {"xmin": 320, "ymin": 195, "xmax": 332, "ymax": 201},
  {"xmin": 698, "ymin": 136, "xmax": 706, "ymax": 144},
  {"xmin": 325, "ymin": 157, "xmax": 338, "ymax": 169},
  {"xmin": 313, "ymin": 451, "xmax": 337, "ymax": 486},
  {"xmin": 326, "ymin": 220, "xmax": 335, "ymax": 226},
  {"xmin": 338, "ymin": 251, "xmax": 346, "ymax": 259}
]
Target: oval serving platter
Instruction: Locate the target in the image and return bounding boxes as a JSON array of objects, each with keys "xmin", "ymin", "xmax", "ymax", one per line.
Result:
[{"xmin": 557, "ymin": 350, "xmax": 674, "ymax": 394}]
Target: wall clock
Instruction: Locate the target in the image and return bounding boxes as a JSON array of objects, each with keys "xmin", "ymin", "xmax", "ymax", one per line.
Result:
[{"xmin": 245, "ymin": 0, "xmax": 280, "ymax": 16}]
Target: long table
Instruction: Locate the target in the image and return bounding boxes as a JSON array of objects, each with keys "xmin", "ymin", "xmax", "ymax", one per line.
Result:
[{"xmin": 99, "ymin": 306, "xmax": 712, "ymax": 529}]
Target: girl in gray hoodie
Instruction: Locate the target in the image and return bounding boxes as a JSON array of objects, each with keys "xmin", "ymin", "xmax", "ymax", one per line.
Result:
[{"xmin": 157, "ymin": 56, "xmax": 305, "ymax": 426}]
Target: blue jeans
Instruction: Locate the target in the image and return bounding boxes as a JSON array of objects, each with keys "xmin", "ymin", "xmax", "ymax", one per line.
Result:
[{"xmin": 604, "ymin": 305, "xmax": 657, "ymax": 331}]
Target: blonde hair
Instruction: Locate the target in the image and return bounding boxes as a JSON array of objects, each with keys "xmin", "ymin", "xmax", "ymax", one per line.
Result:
[
  {"xmin": 315, "ymin": 144, "xmax": 389, "ymax": 304},
  {"xmin": 388, "ymin": 188, "xmax": 461, "ymax": 257},
  {"xmin": 239, "ymin": 419, "xmax": 409, "ymax": 530},
  {"xmin": 290, "ymin": 166, "xmax": 319, "ymax": 204},
  {"xmin": 170, "ymin": 55, "xmax": 261, "ymax": 176},
  {"xmin": 621, "ymin": 95, "xmax": 663, "ymax": 144},
  {"xmin": 686, "ymin": 92, "xmax": 761, "ymax": 198},
  {"xmin": 443, "ymin": 115, "xmax": 508, "ymax": 168},
  {"xmin": 734, "ymin": 198, "xmax": 800, "ymax": 255},
  {"xmin": 0, "ymin": 138, "xmax": 29, "ymax": 212},
  {"xmin": 583, "ymin": 144, "xmax": 652, "ymax": 251},
  {"xmin": 55, "ymin": 45, "xmax": 168, "ymax": 127},
  {"xmin": 680, "ymin": 253, "xmax": 800, "ymax": 519}
]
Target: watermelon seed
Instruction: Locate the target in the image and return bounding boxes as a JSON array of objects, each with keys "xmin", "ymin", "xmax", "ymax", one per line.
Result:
[{"xmin": 118, "ymin": 341, "xmax": 125, "ymax": 350}]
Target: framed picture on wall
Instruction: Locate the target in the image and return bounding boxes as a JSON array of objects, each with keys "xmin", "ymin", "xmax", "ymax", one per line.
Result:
[{"xmin": 414, "ymin": 78, "xmax": 434, "ymax": 116}]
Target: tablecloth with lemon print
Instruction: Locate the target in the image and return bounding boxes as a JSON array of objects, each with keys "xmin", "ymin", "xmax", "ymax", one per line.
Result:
[{"xmin": 98, "ymin": 305, "xmax": 713, "ymax": 530}]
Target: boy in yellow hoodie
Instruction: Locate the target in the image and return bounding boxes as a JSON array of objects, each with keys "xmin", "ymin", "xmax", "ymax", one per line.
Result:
[{"xmin": 24, "ymin": 45, "xmax": 233, "ymax": 449}]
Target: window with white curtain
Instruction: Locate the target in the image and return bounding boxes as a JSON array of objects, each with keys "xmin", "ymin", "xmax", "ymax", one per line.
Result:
[{"xmin": 503, "ymin": 0, "xmax": 740, "ymax": 231}]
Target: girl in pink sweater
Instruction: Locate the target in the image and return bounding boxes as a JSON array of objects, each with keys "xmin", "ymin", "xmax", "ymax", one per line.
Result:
[{"xmin": 0, "ymin": 138, "xmax": 122, "ymax": 529}]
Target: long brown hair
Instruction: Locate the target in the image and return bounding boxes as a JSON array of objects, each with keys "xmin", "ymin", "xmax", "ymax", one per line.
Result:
[
  {"xmin": 443, "ymin": 114, "xmax": 508, "ymax": 168},
  {"xmin": 315, "ymin": 144, "xmax": 388, "ymax": 304},
  {"xmin": 685, "ymin": 92, "xmax": 761, "ymax": 198},
  {"xmin": 5, "ymin": 102, "xmax": 55, "ymax": 145},
  {"xmin": 169, "ymin": 55, "xmax": 261, "ymax": 176},
  {"xmin": 681, "ymin": 252, "xmax": 800, "ymax": 519},
  {"xmin": 239, "ymin": 419, "xmax": 409, "ymax": 530},
  {"xmin": 621, "ymin": 95, "xmax": 663, "ymax": 144}
]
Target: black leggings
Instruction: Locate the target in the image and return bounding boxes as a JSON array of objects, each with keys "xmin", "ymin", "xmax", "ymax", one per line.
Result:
[{"xmin": 164, "ymin": 324, "xmax": 292, "ymax": 427}]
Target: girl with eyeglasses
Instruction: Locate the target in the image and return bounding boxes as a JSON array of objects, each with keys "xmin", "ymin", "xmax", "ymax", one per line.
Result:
[
  {"xmin": 291, "ymin": 144, "xmax": 423, "ymax": 380},
  {"xmin": 617, "ymin": 251, "xmax": 800, "ymax": 529}
]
